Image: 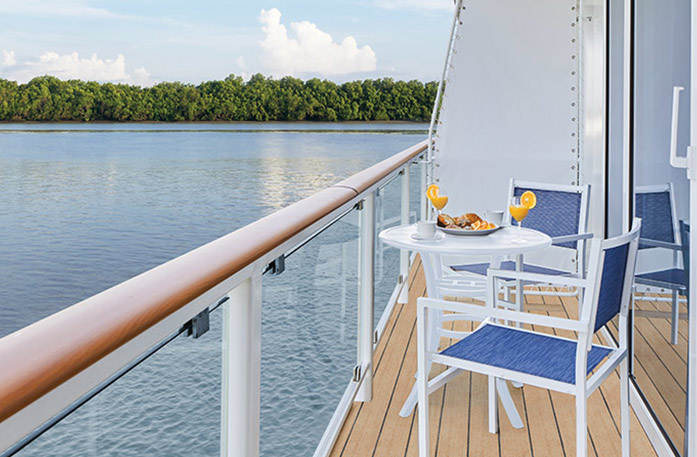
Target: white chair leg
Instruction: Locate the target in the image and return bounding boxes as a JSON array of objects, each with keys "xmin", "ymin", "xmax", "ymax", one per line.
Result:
[
  {"xmin": 416, "ymin": 304, "xmax": 430, "ymax": 457},
  {"xmin": 576, "ymin": 393, "xmax": 587, "ymax": 457},
  {"xmin": 401, "ymin": 383, "xmax": 419, "ymax": 417},
  {"xmin": 401, "ymin": 307, "xmax": 442, "ymax": 418},
  {"xmin": 488, "ymin": 375, "xmax": 498, "ymax": 434},
  {"xmin": 671, "ymin": 289, "xmax": 679, "ymax": 345},
  {"xmin": 496, "ymin": 378, "xmax": 524, "ymax": 428},
  {"xmin": 620, "ymin": 358, "xmax": 631, "ymax": 457}
]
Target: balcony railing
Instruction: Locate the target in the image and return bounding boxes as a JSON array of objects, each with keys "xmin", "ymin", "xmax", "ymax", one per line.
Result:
[{"xmin": 0, "ymin": 139, "xmax": 428, "ymax": 457}]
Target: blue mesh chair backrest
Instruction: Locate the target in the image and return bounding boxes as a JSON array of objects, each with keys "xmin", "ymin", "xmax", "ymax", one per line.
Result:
[
  {"xmin": 593, "ymin": 243, "xmax": 630, "ymax": 332},
  {"xmin": 513, "ymin": 187, "xmax": 582, "ymax": 249},
  {"xmin": 680, "ymin": 220, "xmax": 690, "ymax": 300},
  {"xmin": 635, "ymin": 190, "xmax": 675, "ymax": 249}
]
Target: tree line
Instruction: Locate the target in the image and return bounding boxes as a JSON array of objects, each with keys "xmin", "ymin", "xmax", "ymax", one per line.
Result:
[{"xmin": 0, "ymin": 74, "xmax": 438, "ymax": 122}]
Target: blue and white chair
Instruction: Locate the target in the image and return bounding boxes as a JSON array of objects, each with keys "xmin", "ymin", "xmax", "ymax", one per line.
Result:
[
  {"xmin": 416, "ymin": 220, "xmax": 641, "ymax": 457},
  {"xmin": 633, "ymin": 184, "xmax": 687, "ymax": 344},
  {"xmin": 448, "ymin": 179, "xmax": 592, "ymax": 301}
]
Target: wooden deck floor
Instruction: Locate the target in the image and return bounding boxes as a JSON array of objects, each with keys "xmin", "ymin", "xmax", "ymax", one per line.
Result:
[{"xmin": 329, "ymin": 257, "xmax": 659, "ymax": 457}]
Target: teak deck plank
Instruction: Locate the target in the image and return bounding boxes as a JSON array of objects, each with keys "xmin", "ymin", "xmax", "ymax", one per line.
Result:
[
  {"xmin": 330, "ymin": 263, "xmax": 661, "ymax": 457},
  {"xmin": 330, "ymin": 257, "xmax": 426, "ymax": 457},
  {"xmin": 374, "ymin": 269, "xmax": 426, "ymax": 457}
]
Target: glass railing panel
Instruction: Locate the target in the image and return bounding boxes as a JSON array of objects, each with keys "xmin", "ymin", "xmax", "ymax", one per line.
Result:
[
  {"xmin": 260, "ymin": 208, "xmax": 358, "ymax": 457},
  {"xmin": 374, "ymin": 173, "xmax": 404, "ymax": 323},
  {"xmin": 409, "ymin": 160, "xmax": 422, "ymax": 221},
  {"xmin": 14, "ymin": 305, "xmax": 224, "ymax": 457}
]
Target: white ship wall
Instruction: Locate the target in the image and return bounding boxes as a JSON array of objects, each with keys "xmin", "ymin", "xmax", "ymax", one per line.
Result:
[{"xmin": 433, "ymin": 0, "xmax": 604, "ymax": 270}]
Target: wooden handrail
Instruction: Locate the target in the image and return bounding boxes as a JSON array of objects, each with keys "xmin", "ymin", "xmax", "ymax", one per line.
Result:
[{"xmin": 0, "ymin": 139, "xmax": 427, "ymax": 424}]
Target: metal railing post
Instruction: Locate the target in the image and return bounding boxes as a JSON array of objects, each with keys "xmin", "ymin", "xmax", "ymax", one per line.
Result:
[
  {"xmin": 356, "ymin": 193, "xmax": 375, "ymax": 402},
  {"xmin": 221, "ymin": 273, "xmax": 262, "ymax": 457},
  {"xmin": 399, "ymin": 167, "xmax": 410, "ymax": 303},
  {"xmin": 420, "ymin": 154, "xmax": 428, "ymax": 221}
]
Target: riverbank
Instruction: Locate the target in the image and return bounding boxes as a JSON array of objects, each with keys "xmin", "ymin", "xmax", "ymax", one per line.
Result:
[{"xmin": 0, "ymin": 75, "xmax": 437, "ymax": 123}]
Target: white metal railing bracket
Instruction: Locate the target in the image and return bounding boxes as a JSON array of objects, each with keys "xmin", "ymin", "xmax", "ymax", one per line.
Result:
[{"xmin": 352, "ymin": 365, "xmax": 361, "ymax": 383}]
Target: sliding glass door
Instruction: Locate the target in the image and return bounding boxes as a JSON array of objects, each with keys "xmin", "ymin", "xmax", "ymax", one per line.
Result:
[{"xmin": 631, "ymin": 0, "xmax": 691, "ymax": 454}]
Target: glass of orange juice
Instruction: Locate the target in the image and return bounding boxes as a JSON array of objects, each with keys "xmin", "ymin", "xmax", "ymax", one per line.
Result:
[
  {"xmin": 431, "ymin": 195, "xmax": 448, "ymax": 213},
  {"xmin": 509, "ymin": 196, "xmax": 529, "ymax": 243}
]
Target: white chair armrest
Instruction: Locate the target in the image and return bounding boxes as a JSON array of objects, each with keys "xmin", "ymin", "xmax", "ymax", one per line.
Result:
[
  {"xmin": 417, "ymin": 297, "xmax": 587, "ymax": 332},
  {"xmin": 487, "ymin": 268, "xmax": 588, "ymax": 288},
  {"xmin": 552, "ymin": 232, "xmax": 594, "ymax": 245},
  {"xmin": 639, "ymin": 238, "xmax": 682, "ymax": 251}
]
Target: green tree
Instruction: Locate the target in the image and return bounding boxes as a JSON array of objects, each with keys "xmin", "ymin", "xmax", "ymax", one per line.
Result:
[{"xmin": 0, "ymin": 75, "xmax": 437, "ymax": 122}]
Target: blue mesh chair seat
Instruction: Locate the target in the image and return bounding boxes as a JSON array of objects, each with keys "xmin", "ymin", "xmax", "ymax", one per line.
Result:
[
  {"xmin": 635, "ymin": 268, "xmax": 687, "ymax": 290},
  {"xmin": 451, "ymin": 260, "xmax": 571, "ymax": 278},
  {"xmin": 439, "ymin": 324, "xmax": 612, "ymax": 384}
]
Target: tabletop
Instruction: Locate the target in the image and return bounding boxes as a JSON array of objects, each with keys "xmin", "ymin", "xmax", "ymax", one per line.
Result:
[{"xmin": 379, "ymin": 224, "xmax": 552, "ymax": 256}]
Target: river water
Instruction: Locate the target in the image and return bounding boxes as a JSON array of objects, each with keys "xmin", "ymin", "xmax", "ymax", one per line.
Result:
[{"xmin": 0, "ymin": 123, "xmax": 425, "ymax": 457}]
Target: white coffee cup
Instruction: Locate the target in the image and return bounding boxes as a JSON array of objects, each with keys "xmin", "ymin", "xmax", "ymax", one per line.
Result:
[
  {"xmin": 484, "ymin": 210, "xmax": 504, "ymax": 226},
  {"xmin": 416, "ymin": 220, "xmax": 437, "ymax": 239}
]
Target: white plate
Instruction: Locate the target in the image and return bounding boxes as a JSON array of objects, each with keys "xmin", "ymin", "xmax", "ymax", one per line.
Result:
[
  {"xmin": 438, "ymin": 225, "xmax": 503, "ymax": 236},
  {"xmin": 410, "ymin": 232, "xmax": 445, "ymax": 242}
]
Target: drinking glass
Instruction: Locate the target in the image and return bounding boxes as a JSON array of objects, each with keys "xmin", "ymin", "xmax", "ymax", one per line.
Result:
[
  {"xmin": 509, "ymin": 196, "xmax": 529, "ymax": 243},
  {"xmin": 431, "ymin": 195, "xmax": 448, "ymax": 215}
]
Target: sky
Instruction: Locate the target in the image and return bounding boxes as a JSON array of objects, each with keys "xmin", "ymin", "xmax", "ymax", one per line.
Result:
[{"xmin": 0, "ymin": 0, "xmax": 455, "ymax": 86}]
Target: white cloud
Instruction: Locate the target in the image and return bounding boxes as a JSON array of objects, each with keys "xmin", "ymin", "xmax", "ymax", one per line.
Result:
[
  {"xmin": 258, "ymin": 8, "xmax": 376, "ymax": 77},
  {"xmin": 131, "ymin": 67, "xmax": 154, "ymax": 87},
  {"xmin": 0, "ymin": 51, "xmax": 154, "ymax": 86},
  {"xmin": 1, "ymin": 49, "xmax": 16, "ymax": 67},
  {"xmin": 375, "ymin": 0, "xmax": 454, "ymax": 12},
  {"xmin": 33, "ymin": 52, "xmax": 129, "ymax": 80}
]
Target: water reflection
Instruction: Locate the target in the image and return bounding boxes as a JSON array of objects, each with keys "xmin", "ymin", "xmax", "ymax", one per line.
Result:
[{"xmin": 0, "ymin": 124, "xmax": 425, "ymax": 457}]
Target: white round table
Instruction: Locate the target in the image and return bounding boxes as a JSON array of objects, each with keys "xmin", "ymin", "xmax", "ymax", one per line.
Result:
[
  {"xmin": 380, "ymin": 224, "xmax": 552, "ymax": 302},
  {"xmin": 379, "ymin": 224, "xmax": 552, "ymax": 256},
  {"xmin": 380, "ymin": 224, "xmax": 552, "ymax": 425}
]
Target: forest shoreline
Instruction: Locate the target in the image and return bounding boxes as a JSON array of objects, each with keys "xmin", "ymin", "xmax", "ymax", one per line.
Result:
[{"xmin": 0, "ymin": 74, "xmax": 437, "ymax": 123}]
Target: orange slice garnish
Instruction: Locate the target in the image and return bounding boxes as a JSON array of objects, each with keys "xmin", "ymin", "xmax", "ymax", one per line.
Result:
[
  {"xmin": 521, "ymin": 191, "xmax": 537, "ymax": 209},
  {"xmin": 427, "ymin": 184, "xmax": 440, "ymax": 201}
]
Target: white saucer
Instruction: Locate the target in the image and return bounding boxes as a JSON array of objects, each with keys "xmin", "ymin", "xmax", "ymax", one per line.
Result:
[{"xmin": 411, "ymin": 232, "xmax": 445, "ymax": 242}]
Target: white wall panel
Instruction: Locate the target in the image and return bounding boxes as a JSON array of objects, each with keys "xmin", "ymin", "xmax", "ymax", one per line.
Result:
[
  {"xmin": 433, "ymin": 0, "xmax": 583, "ymax": 269},
  {"xmin": 434, "ymin": 0, "xmax": 580, "ymax": 216}
]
